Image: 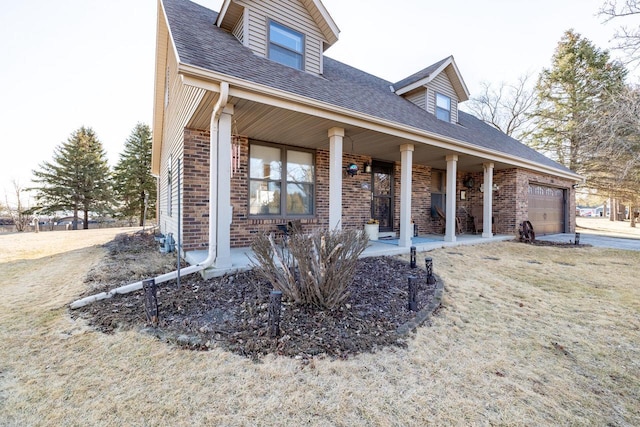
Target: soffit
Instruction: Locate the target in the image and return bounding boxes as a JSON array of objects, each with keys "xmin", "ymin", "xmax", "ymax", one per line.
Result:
[
  {"xmin": 187, "ymin": 96, "xmax": 513, "ymax": 173},
  {"xmin": 217, "ymin": 1, "xmax": 244, "ymax": 31}
]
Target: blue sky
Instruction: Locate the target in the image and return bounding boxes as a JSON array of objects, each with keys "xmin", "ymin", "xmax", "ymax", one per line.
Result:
[{"xmin": 0, "ymin": 0, "xmax": 634, "ymax": 205}]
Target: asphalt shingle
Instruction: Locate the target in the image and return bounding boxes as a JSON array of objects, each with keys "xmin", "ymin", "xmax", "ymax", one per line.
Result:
[{"xmin": 162, "ymin": 0, "xmax": 573, "ymax": 174}]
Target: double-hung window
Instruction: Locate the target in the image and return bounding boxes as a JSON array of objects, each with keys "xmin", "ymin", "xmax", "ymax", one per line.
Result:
[
  {"xmin": 249, "ymin": 143, "xmax": 315, "ymax": 216},
  {"xmin": 268, "ymin": 21, "xmax": 304, "ymax": 70},
  {"xmin": 435, "ymin": 93, "xmax": 451, "ymax": 122}
]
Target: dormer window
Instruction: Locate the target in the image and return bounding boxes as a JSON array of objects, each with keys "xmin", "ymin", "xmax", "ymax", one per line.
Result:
[
  {"xmin": 435, "ymin": 93, "xmax": 451, "ymax": 122},
  {"xmin": 269, "ymin": 21, "xmax": 304, "ymax": 70}
]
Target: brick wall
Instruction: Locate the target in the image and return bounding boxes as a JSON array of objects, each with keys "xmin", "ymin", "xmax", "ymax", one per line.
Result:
[
  {"xmin": 182, "ymin": 128, "xmax": 211, "ymax": 251},
  {"xmin": 181, "ymin": 127, "xmax": 575, "ymax": 249},
  {"xmin": 340, "ymin": 153, "xmax": 374, "ymax": 229}
]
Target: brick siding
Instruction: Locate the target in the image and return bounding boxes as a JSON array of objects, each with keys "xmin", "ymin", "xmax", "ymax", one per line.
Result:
[{"xmin": 181, "ymin": 127, "xmax": 574, "ymax": 249}]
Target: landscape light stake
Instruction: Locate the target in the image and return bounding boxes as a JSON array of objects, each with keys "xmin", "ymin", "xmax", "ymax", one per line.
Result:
[
  {"xmin": 408, "ymin": 277, "xmax": 418, "ymax": 311},
  {"xmin": 425, "ymin": 257, "xmax": 436, "ymax": 285},
  {"xmin": 268, "ymin": 290, "xmax": 283, "ymax": 338},
  {"xmin": 410, "ymin": 246, "xmax": 417, "ymax": 268},
  {"xmin": 143, "ymin": 278, "xmax": 159, "ymax": 327},
  {"xmin": 575, "ymin": 232, "xmax": 580, "ymax": 245}
]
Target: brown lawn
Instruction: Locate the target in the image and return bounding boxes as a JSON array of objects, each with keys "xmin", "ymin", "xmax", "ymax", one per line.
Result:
[{"xmin": 0, "ymin": 219, "xmax": 638, "ymax": 426}]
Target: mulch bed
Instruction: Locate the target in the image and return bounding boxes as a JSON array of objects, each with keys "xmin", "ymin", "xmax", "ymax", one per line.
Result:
[{"xmin": 72, "ymin": 233, "xmax": 439, "ymax": 360}]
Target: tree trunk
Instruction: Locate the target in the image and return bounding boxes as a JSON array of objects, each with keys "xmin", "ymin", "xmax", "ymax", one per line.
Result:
[
  {"xmin": 83, "ymin": 210, "xmax": 89, "ymax": 230},
  {"xmin": 139, "ymin": 192, "xmax": 145, "ymax": 227},
  {"xmin": 73, "ymin": 206, "xmax": 79, "ymax": 230},
  {"xmin": 610, "ymin": 197, "xmax": 617, "ymax": 221}
]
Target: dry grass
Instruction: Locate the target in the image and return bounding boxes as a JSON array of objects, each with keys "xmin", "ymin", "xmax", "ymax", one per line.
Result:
[
  {"xmin": 577, "ymin": 216, "xmax": 640, "ymax": 238},
  {"xmin": 0, "ymin": 224, "xmax": 639, "ymax": 426}
]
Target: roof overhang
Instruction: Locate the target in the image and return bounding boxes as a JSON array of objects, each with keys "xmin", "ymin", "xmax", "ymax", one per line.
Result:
[
  {"xmin": 216, "ymin": 0, "xmax": 340, "ymax": 48},
  {"xmin": 395, "ymin": 56, "xmax": 470, "ymax": 102},
  {"xmin": 178, "ymin": 63, "xmax": 581, "ymax": 182}
]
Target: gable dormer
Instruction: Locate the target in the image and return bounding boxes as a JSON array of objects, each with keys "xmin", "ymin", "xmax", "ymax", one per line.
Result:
[
  {"xmin": 393, "ymin": 56, "xmax": 470, "ymax": 124},
  {"xmin": 216, "ymin": 0, "xmax": 339, "ymax": 75}
]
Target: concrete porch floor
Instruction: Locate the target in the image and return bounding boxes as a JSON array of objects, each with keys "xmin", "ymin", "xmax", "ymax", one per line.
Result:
[{"xmin": 184, "ymin": 233, "xmax": 514, "ymax": 280}]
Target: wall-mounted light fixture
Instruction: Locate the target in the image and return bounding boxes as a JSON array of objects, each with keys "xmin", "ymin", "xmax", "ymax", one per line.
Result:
[
  {"xmin": 463, "ymin": 176, "xmax": 474, "ymax": 189},
  {"xmin": 345, "ymin": 163, "xmax": 359, "ymax": 177},
  {"xmin": 364, "ymin": 162, "xmax": 372, "ymax": 174}
]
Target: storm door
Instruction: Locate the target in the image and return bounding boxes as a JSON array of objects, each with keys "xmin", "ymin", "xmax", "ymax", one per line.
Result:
[{"xmin": 371, "ymin": 161, "xmax": 394, "ymax": 231}]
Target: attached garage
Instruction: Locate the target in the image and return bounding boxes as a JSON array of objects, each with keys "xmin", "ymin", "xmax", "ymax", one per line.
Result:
[{"xmin": 528, "ymin": 184, "xmax": 566, "ymax": 235}]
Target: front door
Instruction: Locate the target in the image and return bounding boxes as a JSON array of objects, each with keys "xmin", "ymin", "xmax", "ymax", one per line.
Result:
[{"xmin": 371, "ymin": 161, "xmax": 394, "ymax": 231}]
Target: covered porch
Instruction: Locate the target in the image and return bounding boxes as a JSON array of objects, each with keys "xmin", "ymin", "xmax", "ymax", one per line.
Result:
[{"xmin": 180, "ymin": 85, "xmax": 507, "ymax": 272}]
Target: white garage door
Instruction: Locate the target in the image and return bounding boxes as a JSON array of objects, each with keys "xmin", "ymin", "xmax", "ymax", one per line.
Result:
[{"xmin": 528, "ymin": 184, "xmax": 566, "ymax": 235}]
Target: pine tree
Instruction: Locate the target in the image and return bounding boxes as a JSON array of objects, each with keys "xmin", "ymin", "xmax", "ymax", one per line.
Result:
[
  {"xmin": 531, "ymin": 30, "xmax": 627, "ymax": 174},
  {"xmin": 31, "ymin": 126, "xmax": 113, "ymax": 230},
  {"xmin": 112, "ymin": 123, "xmax": 157, "ymax": 226}
]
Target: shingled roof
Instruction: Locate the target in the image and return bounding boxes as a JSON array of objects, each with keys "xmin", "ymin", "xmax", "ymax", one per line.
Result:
[
  {"xmin": 162, "ymin": 0, "xmax": 574, "ymax": 175},
  {"xmin": 392, "ymin": 57, "xmax": 451, "ymax": 92}
]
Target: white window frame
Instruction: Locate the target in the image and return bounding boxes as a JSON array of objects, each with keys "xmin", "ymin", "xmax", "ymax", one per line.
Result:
[
  {"xmin": 268, "ymin": 20, "xmax": 305, "ymax": 70},
  {"xmin": 435, "ymin": 93, "xmax": 451, "ymax": 122}
]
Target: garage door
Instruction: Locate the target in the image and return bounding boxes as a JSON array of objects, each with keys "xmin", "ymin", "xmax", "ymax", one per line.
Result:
[{"xmin": 528, "ymin": 184, "xmax": 565, "ymax": 235}]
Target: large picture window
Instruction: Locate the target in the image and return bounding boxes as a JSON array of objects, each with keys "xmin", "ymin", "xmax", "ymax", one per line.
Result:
[
  {"xmin": 435, "ymin": 93, "xmax": 451, "ymax": 122},
  {"xmin": 268, "ymin": 21, "xmax": 304, "ymax": 70},
  {"xmin": 249, "ymin": 143, "xmax": 314, "ymax": 216}
]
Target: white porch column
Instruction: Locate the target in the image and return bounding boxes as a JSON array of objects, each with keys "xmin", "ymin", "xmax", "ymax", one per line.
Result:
[
  {"xmin": 482, "ymin": 162, "xmax": 494, "ymax": 238},
  {"xmin": 445, "ymin": 154, "xmax": 458, "ymax": 242},
  {"xmin": 398, "ymin": 144, "xmax": 414, "ymax": 248},
  {"xmin": 328, "ymin": 127, "xmax": 344, "ymax": 230},
  {"xmin": 214, "ymin": 104, "xmax": 234, "ymax": 268}
]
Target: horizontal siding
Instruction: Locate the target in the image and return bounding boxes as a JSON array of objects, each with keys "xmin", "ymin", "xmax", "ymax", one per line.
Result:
[
  {"xmin": 405, "ymin": 88, "xmax": 426, "ymax": 110},
  {"xmin": 427, "ymin": 73, "xmax": 459, "ymax": 123},
  {"xmin": 246, "ymin": 8, "xmax": 267, "ymax": 56},
  {"xmin": 426, "ymin": 87, "xmax": 434, "ymax": 114},
  {"xmin": 159, "ymin": 45, "xmax": 206, "ymax": 239},
  {"xmin": 238, "ymin": 0, "xmax": 325, "ymax": 74}
]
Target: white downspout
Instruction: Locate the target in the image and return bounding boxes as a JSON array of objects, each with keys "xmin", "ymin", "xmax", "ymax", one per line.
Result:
[{"xmin": 70, "ymin": 82, "xmax": 230, "ymax": 309}]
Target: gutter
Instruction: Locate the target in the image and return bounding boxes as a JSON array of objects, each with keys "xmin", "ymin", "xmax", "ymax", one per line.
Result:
[
  {"xmin": 70, "ymin": 82, "xmax": 230, "ymax": 310},
  {"xmin": 178, "ymin": 64, "xmax": 582, "ymax": 182}
]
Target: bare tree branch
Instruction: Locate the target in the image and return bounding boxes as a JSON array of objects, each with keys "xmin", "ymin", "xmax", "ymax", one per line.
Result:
[
  {"xmin": 464, "ymin": 74, "xmax": 536, "ymax": 141},
  {"xmin": 599, "ymin": 0, "xmax": 640, "ymax": 66}
]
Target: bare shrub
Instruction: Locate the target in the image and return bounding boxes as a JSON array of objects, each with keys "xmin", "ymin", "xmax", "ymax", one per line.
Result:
[{"xmin": 250, "ymin": 228, "xmax": 369, "ymax": 309}]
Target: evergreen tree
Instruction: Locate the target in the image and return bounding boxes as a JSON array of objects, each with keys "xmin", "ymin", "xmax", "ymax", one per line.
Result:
[
  {"xmin": 31, "ymin": 126, "xmax": 113, "ymax": 230},
  {"xmin": 112, "ymin": 123, "xmax": 157, "ymax": 226},
  {"xmin": 530, "ymin": 30, "xmax": 627, "ymax": 174}
]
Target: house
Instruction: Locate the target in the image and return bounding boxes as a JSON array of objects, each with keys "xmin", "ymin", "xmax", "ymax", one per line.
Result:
[{"xmin": 151, "ymin": 0, "xmax": 581, "ymax": 271}]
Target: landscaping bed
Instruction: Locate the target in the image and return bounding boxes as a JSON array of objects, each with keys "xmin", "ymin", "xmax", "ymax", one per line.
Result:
[{"xmin": 74, "ymin": 232, "xmax": 438, "ymax": 360}]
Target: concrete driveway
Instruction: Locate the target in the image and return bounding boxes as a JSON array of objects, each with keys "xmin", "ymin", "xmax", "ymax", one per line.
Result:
[{"xmin": 536, "ymin": 232, "xmax": 640, "ymax": 251}]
